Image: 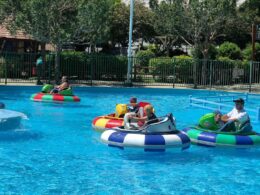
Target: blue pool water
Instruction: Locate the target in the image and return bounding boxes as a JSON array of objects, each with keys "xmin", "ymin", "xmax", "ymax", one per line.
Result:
[{"xmin": 1, "ymin": 86, "xmax": 260, "ymax": 194}]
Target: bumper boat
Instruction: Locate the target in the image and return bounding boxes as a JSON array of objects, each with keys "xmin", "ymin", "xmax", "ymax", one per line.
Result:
[
  {"xmin": 31, "ymin": 84, "xmax": 80, "ymax": 102},
  {"xmin": 101, "ymin": 114, "xmax": 190, "ymax": 151},
  {"xmin": 183, "ymin": 113, "xmax": 260, "ymax": 148},
  {"xmin": 92, "ymin": 102, "xmax": 151, "ymax": 131},
  {"xmin": 0, "ymin": 109, "xmax": 27, "ymax": 130}
]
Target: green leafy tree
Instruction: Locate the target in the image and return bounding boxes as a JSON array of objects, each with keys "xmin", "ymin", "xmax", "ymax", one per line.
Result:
[
  {"xmin": 109, "ymin": 1, "xmax": 155, "ymax": 49},
  {"xmin": 0, "ymin": 0, "xmax": 78, "ymax": 82},
  {"xmin": 109, "ymin": 2, "xmax": 129, "ymax": 47},
  {"xmin": 149, "ymin": 0, "xmax": 158, "ymax": 10},
  {"xmin": 153, "ymin": 0, "xmax": 238, "ymax": 85},
  {"xmin": 239, "ymin": 0, "xmax": 260, "ymax": 24},
  {"xmin": 76, "ymin": 0, "xmax": 114, "ymax": 50},
  {"xmin": 153, "ymin": 0, "xmax": 183, "ymax": 55}
]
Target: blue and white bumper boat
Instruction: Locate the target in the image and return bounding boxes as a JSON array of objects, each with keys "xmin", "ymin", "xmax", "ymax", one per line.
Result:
[
  {"xmin": 101, "ymin": 114, "xmax": 190, "ymax": 152},
  {"xmin": 0, "ymin": 109, "xmax": 27, "ymax": 130}
]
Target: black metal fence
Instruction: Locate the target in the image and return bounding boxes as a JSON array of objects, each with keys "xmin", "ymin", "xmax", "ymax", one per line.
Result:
[{"xmin": 0, "ymin": 52, "xmax": 259, "ymax": 92}]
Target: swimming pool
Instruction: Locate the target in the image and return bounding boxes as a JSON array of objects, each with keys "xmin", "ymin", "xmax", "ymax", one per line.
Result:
[{"xmin": 0, "ymin": 86, "xmax": 260, "ymax": 194}]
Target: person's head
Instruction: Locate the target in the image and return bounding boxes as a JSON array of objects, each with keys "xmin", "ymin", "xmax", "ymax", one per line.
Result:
[
  {"xmin": 144, "ymin": 105, "xmax": 154, "ymax": 117},
  {"xmin": 130, "ymin": 97, "xmax": 137, "ymax": 107},
  {"xmin": 214, "ymin": 110, "xmax": 222, "ymax": 122},
  {"xmin": 61, "ymin": 76, "xmax": 68, "ymax": 83},
  {"xmin": 233, "ymin": 98, "xmax": 245, "ymax": 111}
]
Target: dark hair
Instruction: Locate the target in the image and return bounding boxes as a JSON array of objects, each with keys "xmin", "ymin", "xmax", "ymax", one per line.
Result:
[
  {"xmin": 130, "ymin": 97, "xmax": 137, "ymax": 103},
  {"xmin": 233, "ymin": 98, "xmax": 245, "ymax": 104}
]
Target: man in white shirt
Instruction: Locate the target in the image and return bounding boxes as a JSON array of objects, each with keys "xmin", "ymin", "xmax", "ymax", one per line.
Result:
[{"xmin": 221, "ymin": 98, "xmax": 251, "ymax": 132}]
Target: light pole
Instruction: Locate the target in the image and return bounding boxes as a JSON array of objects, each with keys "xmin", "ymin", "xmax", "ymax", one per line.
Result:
[{"xmin": 126, "ymin": 0, "xmax": 134, "ymax": 85}]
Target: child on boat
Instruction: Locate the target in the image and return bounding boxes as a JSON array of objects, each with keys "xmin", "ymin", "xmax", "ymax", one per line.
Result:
[{"xmin": 128, "ymin": 97, "xmax": 140, "ymax": 114}]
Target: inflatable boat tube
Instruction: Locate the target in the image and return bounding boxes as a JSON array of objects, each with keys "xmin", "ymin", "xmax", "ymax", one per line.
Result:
[
  {"xmin": 183, "ymin": 127, "xmax": 260, "ymax": 148},
  {"xmin": 31, "ymin": 93, "xmax": 80, "ymax": 102},
  {"xmin": 101, "ymin": 114, "xmax": 190, "ymax": 151},
  {"xmin": 0, "ymin": 109, "xmax": 27, "ymax": 130}
]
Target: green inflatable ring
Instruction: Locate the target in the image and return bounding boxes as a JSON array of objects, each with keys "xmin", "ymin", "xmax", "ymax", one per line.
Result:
[
  {"xmin": 41, "ymin": 84, "xmax": 54, "ymax": 93},
  {"xmin": 198, "ymin": 113, "xmax": 219, "ymax": 130},
  {"xmin": 183, "ymin": 127, "xmax": 260, "ymax": 148},
  {"xmin": 58, "ymin": 88, "xmax": 73, "ymax": 96}
]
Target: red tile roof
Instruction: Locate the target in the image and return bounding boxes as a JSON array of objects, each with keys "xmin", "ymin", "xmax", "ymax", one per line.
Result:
[{"xmin": 0, "ymin": 25, "xmax": 34, "ymax": 40}]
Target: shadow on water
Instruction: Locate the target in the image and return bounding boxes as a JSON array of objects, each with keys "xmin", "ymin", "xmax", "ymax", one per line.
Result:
[
  {"xmin": 107, "ymin": 144, "xmax": 260, "ymax": 164},
  {"xmin": 0, "ymin": 97, "xmax": 18, "ymax": 101},
  {"xmin": 208, "ymin": 147, "xmax": 260, "ymax": 159},
  {"xmin": 0, "ymin": 129, "xmax": 42, "ymax": 142},
  {"xmin": 33, "ymin": 102, "xmax": 92, "ymax": 109},
  {"xmin": 106, "ymin": 146, "xmax": 213, "ymax": 165}
]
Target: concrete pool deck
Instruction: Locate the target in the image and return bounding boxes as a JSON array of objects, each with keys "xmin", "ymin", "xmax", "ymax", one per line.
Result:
[{"xmin": 0, "ymin": 80, "xmax": 259, "ymax": 93}]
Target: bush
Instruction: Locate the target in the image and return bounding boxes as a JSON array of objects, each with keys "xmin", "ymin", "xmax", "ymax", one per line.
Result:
[
  {"xmin": 92, "ymin": 55, "xmax": 128, "ymax": 81},
  {"xmin": 149, "ymin": 56, "xmax": 194, "ymax": 83},
  {"xmin": 149, "ymin": 57, "xmax": 173, "ymax": 82},
  {"xmin": 60, "ymin": 51, "xmax": 89, "ymax": 80},
  {"xmin": 147, "ymin": 44, "xmax": 159, "ymax": 54},
  {"xmin": 191, "ymin": 44, "xmax": 218, "ymax": 60},
  {"xmin": 135, "ymin": 50, "xmax": 155, "ymax": 72},
  {"xmin": 173, "ymin": 56, "xmax": 194, "ymax": 83},
  {"xmin": 242, "ymin": 43, "xmax": 260, "ymax": 61},
  {"xmin": 59, "ymin": 51, "xmax": 128, "ymax": 81},
  {"xmin": 213, "ymin": 57, "xmax": 249, "ymax": 85},
  {"xmin": 218, "ymin": 42, "xmax": 242, "ymax": 60}
]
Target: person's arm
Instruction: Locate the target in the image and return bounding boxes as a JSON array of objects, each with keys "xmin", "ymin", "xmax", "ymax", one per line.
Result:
[
  {"xmin": 221, "ymin": 109, "xmax": 234, "ymax": 122},
  {"xmin": 58, "ymin": 82, "xmax": 69, "ymax": 90},
  {"xmin": 130, "ymin": 115, "xmax": 147, "ymax": 122},
  {"xmin": 221, "ymin": 115, "xmax": 233, "ymax": 123}
]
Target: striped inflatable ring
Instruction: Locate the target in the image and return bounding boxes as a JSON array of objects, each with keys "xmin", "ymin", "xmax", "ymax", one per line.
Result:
[
  {"xmin": 92, "ymin": 114, "xmax": 124, "ymax": 132},
  {"xmin": 31, "ymin": 93, "xmax": 80, "ymax": 102},
  {"xmin": 183, "ymin": 127, "xmax": 260, "ymax": 148},
  {"xmin": 101, "ymin": 130, "xmax": 190, "ymax": 152}
]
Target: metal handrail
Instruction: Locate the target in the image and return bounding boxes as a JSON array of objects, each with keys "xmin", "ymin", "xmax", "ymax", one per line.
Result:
[{"xmin": 189, "ymin": 95, "xmax": 260, "ymax": 121}]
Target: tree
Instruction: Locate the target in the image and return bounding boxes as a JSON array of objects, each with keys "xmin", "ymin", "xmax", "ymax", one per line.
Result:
[
  {"xmin": 181, "ymin": 0, "xmax": 237, "ymax": 60},
  {"xmin": 109, "ymin": 2, "xmax": 129, "ymax": 47},
  {"xmin": 0, "ymin": 0, "xmax": 78, "ymax": 82},
  {"xmin": 153, "ymin": 0, "xmax": 238, "ymax": 85},
  {"xmin": 239, "ymin": 0, "xmax": 260, "ymax": 24},
  {"xmin": 149, "ymin": 0, "xmax": 158, "ymax": 10},
  {"xmin": 109, "ymin": 1, "xmax": 156, "ymax": 52},
  {"xmin": 133, "ymin": 1, "xmax": 156, "ymax": 44},
  {"xmin": 153, "ymin": 0, "xmax": 184, "ymax": 55},
  {"xmin": 76, "ymin": 0, "xmax": 114, "ymax": 51}
]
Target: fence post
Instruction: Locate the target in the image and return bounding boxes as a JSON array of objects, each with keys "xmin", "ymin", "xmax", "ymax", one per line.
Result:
[
  {"xmin": 172, "ymin": 58, "xmax": 175, "ymax": 88},
  {"xmin": 90, "ymin": 58, "xmax": 93, "ymax": 86},
  {"xmin": 133, "ymin": 57, "xmax": 137, "ymax": 82},
  {"xmin": 193, "ymin": 59, "xmax": 198, "ymax": 89},
  {"xmin": 4, "ymin": 58, "xmax": 7, "ymax": 85},
  {"xmin": 249, "ymin": 61, "xmax": 252, "ymax": 92},
  {"xmin": 47, "ymin": 55, "xmax": 51, "ymax": 84},
  {"xmin": 209, "ymin": 60, "xmax": 212, "ymax": 89}
]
